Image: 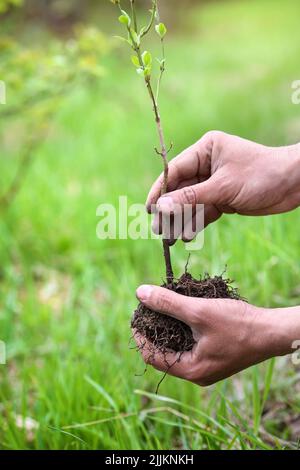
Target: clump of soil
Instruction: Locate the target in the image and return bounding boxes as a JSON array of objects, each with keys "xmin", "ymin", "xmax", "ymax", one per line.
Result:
[{"xmin": 131, "ymin": 272, "xmax": 242, "ymax": 354}]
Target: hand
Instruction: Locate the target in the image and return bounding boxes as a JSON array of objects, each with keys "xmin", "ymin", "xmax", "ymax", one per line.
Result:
[
  {"xmin": 134, "ymin": 285, "xmax": 298, "ymax": 386},
  {"xmin": 147, "ymin": 131, "xmax": 300, "ymax": 243}
]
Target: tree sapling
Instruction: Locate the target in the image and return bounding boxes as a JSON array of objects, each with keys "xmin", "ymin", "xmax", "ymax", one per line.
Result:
[{"xmin": 110, "ymin": 0, "xmax": 241, "ymax": 357}]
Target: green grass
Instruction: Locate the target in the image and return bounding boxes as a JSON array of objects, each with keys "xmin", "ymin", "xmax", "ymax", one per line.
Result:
[{"xmin": 0, "ymin": 0, "xmax": 300, "ymax": 449}]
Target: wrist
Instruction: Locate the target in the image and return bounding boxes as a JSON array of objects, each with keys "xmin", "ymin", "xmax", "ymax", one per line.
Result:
[
  {"xmin": 262, "ymin": 306, "xmax": 300, "ymax": 357},
  {"xmin": 281, "ymin": 142, "xmax": 300, "ymax": 190}
]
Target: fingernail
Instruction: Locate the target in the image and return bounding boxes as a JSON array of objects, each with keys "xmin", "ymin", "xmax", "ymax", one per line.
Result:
[
  {"xmin": 146, "ymin": 201, "xmax": 157, "ymax": 214},
  {"xmin": 136, "ymin": 285, "xmax": 152, "ymax": 302},
  {"xmin": 157, "ymin": 196, "xmax": 174, "ymax": 213}
]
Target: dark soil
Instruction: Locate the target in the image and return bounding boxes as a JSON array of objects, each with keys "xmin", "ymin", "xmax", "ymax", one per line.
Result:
[{"xmin": 131, "ymin": 272, "xmax": 242, "ymax": 354}]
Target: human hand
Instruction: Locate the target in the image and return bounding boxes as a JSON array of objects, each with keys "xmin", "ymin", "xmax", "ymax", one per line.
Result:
[
  {"xmin": 134, "ymin": 284, "xmax": 296, "ymax": 386},
  {"xmin": 147, "ymin": 131, "xmax": 300, "ymax": 243}
]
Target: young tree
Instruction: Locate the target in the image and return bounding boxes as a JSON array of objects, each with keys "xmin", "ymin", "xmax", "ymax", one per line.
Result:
[{"xmin": 110, "ymin": 0, "xmax": 174, "ymax": 283}]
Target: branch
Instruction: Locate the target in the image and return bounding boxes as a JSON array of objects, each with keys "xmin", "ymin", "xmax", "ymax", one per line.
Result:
[
  {"xmin": 156, "ymin": 39, "xmax": 165, "ymax": 103},
  {"xmin": 130, "ymin": 0, "xmax": 138, "ymax": 32},
  {"xmin": 141, "ymin": 1, "xmax": 157, "ymax": 38}
]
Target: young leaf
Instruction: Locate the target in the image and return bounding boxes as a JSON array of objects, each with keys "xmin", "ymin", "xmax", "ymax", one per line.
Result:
[
  {"xmin": 142, "ymin": 51, "xmax": 152, "ymax": 67},
  {"xmin": 118, "ymin": 10, "xmax": 131, "ymax": 26},
  {"xmin": 114, "ymin": 35, "xmax": 131, "ymax": 45},
  {"xmin": 155, "ymin": 22, "xmax": 167, "ymax": 38},
  {"xmin": 130, "ymin": 29, "xmax": 140, "ymax": 46},
  {"xmin": 131, "ymin": 55, "xmax": 140, "ymax": 67},
  {"xmin": 143, "ymin": 66, "xmax": 151, "ymax": 79},
  {"xmin": 156, "ymin": 58, "xmax": 166, "ymax": 67}
]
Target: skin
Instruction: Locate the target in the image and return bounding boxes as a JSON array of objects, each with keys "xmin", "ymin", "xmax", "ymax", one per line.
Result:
[{"xmin": 133, "ymin": 131, "xmax": 300, "ymax": 386}]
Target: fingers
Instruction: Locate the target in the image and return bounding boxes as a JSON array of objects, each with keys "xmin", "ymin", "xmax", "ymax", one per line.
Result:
[
  {"xmin": 136, "ymin": 285, "xmax": 199, "ymax": 326},
  {"xmin": 133, "ymin": 331, "xmax": 192, "ymax": 379},
  {"xmin": 157, "ymin": 174, "xmax": 222, "ymax": 214},
  {"xmin": 181, "ymin": 204, "xmax": 222, "ymax": 242},
  {"xmin": 151, "ymin": 201, "xmax": 222, "ymax": 244},
  {"xmin": 146, "ymin": 132, "xmax": 214, "ymax": 212}
]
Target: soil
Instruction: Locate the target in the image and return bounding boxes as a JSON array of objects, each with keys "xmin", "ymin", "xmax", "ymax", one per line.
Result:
[{"xmin": 131, "ymin": 272, "xmax": 242, "ymax": 354}]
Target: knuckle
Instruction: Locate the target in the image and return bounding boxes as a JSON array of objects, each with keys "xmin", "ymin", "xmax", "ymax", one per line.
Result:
[
  {"xmin": 156, "ymin": 289, "xmax": 171, "ymax": 312},
  {"xmin": 143, "ymin": 351, "xmax": 154, "ymax": 365},
  {"xmin": 187, "ymin": 302, "xmax": 201, "ymax": 325},
  {"xmin": 203, "ymin": 130, "xmax": 225, "ymax": 143},
  {"xmin": 181, "ymin": 186, "xmax": 197, "ymax": 206},
  {"xmin": 213, "ymin": 173, "xmax": 234, "ymax": 202},
  {"xmin": 203, "ymin": 130, "xmax": 226, "ymax": 158}
]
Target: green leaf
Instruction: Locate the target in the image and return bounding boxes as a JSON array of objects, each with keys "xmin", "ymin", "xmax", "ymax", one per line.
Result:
[
  {"xmin": 143, "ymin": 66, "xmax": 151, "ymax": 78},
  {"xmin": 130, "ymin": 29, "xmax": 140, "ymax": 46},
  {"xmin": 156, "ymin": 58, "xmax": 166, "ymax": 67},
  {"xmin": 142, "ymin": 51, "xmax": 152, "ymax": 67},
  {"xmin": 131, "ymin": 55, "xmax": 140, "ymax": 67},
  {"xmin": 114, "ymin": 35, "xmax": 130, "ymax": 45},
  {"xmin": 118, "ymin": 10, "xmax": 131, "ymax": 26},
  {"xmin": 155, "ymin": 22, "xmax": 167, "ymax": 38}
]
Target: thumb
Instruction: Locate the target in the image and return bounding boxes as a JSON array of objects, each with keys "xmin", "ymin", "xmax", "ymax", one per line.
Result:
[
  {"xmin": 157, "ymin": 175, "xmax": 222, "ymax": 214},
  {"xmin": 136, "ymin": 285, "xmax": 200, "ymax": 326}
]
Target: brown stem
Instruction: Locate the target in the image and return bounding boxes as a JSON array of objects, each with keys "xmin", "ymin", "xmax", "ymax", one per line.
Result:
[
  {"xmin": 145, "ymin": 78, "xmax": 174, "ymax": 284},
  {"xmin": 162, "ymin": 239, "xmax": 173, "ymax": 284}
]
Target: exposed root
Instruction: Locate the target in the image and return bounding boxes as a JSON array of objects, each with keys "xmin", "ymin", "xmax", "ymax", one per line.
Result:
[{"xmin": 131, "ymin": 272, "xmax": 242, "ymax": 354}]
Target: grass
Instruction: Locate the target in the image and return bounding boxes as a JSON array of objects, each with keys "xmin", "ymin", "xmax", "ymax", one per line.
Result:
[{"xmin": 0, "ymin": 0, "xmax": 300, "ymax": 449}]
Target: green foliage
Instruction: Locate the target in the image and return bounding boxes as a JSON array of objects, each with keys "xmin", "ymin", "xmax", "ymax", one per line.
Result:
[
  {"xmin": 155, "ymin": 22, "xmax": 167, "ymax": 38},
  {"xmin": 111, "ymin": 0, "xmax": 164, "ymax": 93},
  {"xmin": 0, "ymin": 0, "xmax": 22, "ymax": 14},
  {"xmin": 0, "ymin": 26, "xmax": 110, "ymax": 118},
  {"xmin": 0, "ymin": 8, "xmax": 110, "ymax": 209}
]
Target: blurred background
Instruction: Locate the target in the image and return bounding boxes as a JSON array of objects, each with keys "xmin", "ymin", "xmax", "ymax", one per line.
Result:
[{"xmin": 1, "ymin": 0, "xmax": 300, "ymax": 450}]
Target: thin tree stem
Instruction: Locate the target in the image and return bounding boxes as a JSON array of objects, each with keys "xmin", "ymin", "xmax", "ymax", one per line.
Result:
[
  {"xmin": 145, "ymin": 78, "xmax": 173, "ymax": 283},
  {"xmin": 156, "ymin": 39, "xmax": 165, "ymax": 103},
  {"xmin": 130, "ymin": 0, "xmax": 138, "ymax": 32},
  {"xmin": 120, "ymin": 0, "xmax": 174, "ymax": 283}
]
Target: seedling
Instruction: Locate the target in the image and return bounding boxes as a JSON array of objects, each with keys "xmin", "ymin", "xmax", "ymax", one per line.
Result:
[
  {"xmin": 110, "ymin": 0, "xmax": 241, "ymax": 358},
  {"xmin": 111, "ymin": 0, "xmax": 173, "ymax": 282}
]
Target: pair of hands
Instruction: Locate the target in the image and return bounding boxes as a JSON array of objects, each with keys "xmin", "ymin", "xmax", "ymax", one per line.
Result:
[{"xmin": 133, "ymin": 131, "xmax": 300, "ymax": 385}]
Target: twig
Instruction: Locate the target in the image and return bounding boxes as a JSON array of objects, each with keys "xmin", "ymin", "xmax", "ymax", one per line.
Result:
[{"xmin": 116, "ymin": 0, "xmax": 173, "ymax": 283}]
